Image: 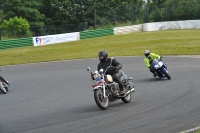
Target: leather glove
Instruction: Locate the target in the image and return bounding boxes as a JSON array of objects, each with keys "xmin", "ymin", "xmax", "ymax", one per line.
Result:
[
  {"xmin": 115, "ymin": 66, "xmax": 120, "ymax": 70},
  {"xmin": 160, "ymin": 56, "xmax": 163, "ymax": 61}
]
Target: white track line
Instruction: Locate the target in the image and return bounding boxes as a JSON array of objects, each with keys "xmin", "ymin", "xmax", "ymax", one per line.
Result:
[{"xmin": 179, "ymin": 126, "xmax": 200, "ymax": 133}]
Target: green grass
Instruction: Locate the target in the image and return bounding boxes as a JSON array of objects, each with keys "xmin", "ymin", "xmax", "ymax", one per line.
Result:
[
  {"xmin": 196, "ymin": 129, "xmax": 200, "ymax": 133},
  {"xmin": 0, "ymin": 29, "xmax": 200, "ymax": 66}
]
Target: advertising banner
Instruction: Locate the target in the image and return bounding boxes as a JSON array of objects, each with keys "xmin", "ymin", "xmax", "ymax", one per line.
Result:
[{"xmin": 33, "ymin": 32, "xmax": 80, "ymax": 46}]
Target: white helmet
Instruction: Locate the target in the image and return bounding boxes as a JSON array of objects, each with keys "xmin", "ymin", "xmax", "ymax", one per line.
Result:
[{"xmin": 144, "ymin": 50, "xmax": 150, "ymax": 57}]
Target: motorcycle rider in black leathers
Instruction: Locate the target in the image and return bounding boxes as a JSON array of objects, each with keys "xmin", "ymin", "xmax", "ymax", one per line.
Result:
[{"xmin": 97, "ymin": 50, "xmax": 126, "ymax": 94}]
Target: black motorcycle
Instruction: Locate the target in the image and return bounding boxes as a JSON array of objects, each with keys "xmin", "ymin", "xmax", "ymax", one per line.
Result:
[{"xmin": 87, "ymin": 66, "xmax": 135, "ymax": 110}]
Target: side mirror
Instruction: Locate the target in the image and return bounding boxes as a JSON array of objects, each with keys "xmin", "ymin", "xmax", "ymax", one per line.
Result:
[
  {"xmin": 87, "ymin": 67, "xmax": 90, "ymax": 71},
  {"xmin": 99, "ymin": 69, "xmax": 104, "ymax": 74}
]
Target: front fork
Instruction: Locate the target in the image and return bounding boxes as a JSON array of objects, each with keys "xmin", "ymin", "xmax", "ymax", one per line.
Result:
[
  {"xmin": 94, "ymin": 84, "xmax": 107, "ymax": 99},
  {"xmin": 103, "ymin": 84, "xmax": 107, "ymax": 98},
  {"xmin": 156, "ymin": 67, "xmax": 168, "ymax": 77},
  {"xmin": 162, "ymin": 67, "xmax": 168, "ymax": 73}
]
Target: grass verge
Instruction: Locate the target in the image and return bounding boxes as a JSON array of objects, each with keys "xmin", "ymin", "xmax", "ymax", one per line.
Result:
[
  {"xmin": 196, "ymin": 129, "xmax": 200, "ymax": 133},
  {"xmin": 0, "ymin": 29, "xmax": 200, "ymax": 66}
]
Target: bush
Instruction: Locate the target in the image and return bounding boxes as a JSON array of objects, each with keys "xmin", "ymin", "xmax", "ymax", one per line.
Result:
[{"xmin": 1, "ymin": 16, "xmax": 31, "ymax": 38}]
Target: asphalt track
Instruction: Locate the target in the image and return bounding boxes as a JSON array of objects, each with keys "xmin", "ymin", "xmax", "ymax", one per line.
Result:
[{"xmin": 0, "ymin": 56, "xmax": 200, "ymax": 133}]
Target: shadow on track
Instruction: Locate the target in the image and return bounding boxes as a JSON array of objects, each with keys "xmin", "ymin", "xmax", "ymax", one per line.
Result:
[
  {"xmin": 134, "ymin": 78, "xmax": 170, "ymax": 83},
  {"xmin": 69, "ymin": 100, "xmax": 139, "ymax": 113}
]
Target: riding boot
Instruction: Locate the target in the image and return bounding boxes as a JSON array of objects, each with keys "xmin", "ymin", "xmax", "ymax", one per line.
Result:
[
  {"xmin": 119, "ymin": 86, "xmax": 126, "ymax": 94},
  {"xmin": 153, "ymin": 72, "xmax": 156, "ymax": 77}
]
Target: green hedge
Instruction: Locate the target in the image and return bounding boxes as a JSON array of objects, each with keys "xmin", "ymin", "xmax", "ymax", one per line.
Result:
[{"xmin": 0, "ymin": 37, "xmax": 33, "ymax": 50}]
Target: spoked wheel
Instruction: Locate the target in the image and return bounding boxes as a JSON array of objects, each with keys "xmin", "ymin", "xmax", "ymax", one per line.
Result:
[
  {"xmin": 94, "ymin": 89, "xmax": 109, "ymax": 110},
  {"xmin": 121, "ymin": 92, "xmax": 131, "ymax": 103}
]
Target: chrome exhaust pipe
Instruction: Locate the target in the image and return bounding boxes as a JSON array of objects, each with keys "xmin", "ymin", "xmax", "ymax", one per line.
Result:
[
  {"xmin": 125, "ymin": 90, "xmax": 131, "ymax": 95},
  {"xmin": 130, "ymin": 88, "xmax": 135, "ymax": 92},
  {"xmin": 125, "ymin": 88, "xmax": 135, "ymax": 95}
]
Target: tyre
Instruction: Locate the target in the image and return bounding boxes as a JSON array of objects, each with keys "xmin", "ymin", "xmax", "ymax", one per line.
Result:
[
  {"xmin": 94, "ymin": 89, "xmax": 109, "ymax": 110},
  {"xmin": 121, "ymin": 92, "xmax": 131, "ymax": 103},
  {"xmin": 162, "ymin": 69, "xmax": 171, "ymax": 80},
  {"xmin": 5, "ymin": 87, "xmax": 8, "ymax": 92},
  {"xmin": 2, "ymin": 83, "xmax": 9, "ymax": 91},
  {"xmin": 0, "ymin": 83, "xmax": 7, "ymax": 94}
]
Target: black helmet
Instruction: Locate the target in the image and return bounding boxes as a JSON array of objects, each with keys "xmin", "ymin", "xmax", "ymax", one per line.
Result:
[
  {"xmin": 98, "ymin": 50, "xmax": 108, "ymax": 62},
  {"xmin": 144, "ymin": 50, "xmax": 150, "ymax": 57}
]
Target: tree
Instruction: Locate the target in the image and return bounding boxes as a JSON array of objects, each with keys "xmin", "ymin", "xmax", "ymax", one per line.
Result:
[
  {"xmin": 1, "ymin": 16, "xmax": 30, "ymax": 38},
  {"xmin": 40, "ymin": 0, "xmax": 87, "ymax": 34},
  {"xmin": 40, "ymin": 0, "xmax": 70, "ymax": 25},
  {"xmin": 148, "ymin": 5, "xmax": 163, "ymax": 22},
  {"xmin": 146, "ymin": 0, "xmax": 200, "ymax": 22},
  {"xmin": 164, "ymin": 0, "xmax": 200, "ymax": 21},
  {"xmin": 148, "ymin": 0, "xmax": 167, "ymax": 6},
  {"xmin": 68, "ymin": 0, "xmax": 144, "ymax": 28},
  {"xmin": 0, "ymin": 0, "xmax": 45, "ymax": 26}
]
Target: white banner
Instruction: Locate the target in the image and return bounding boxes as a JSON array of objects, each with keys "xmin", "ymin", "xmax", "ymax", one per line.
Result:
[{"xmin": 33, "ymin": 32, "xmax": 80, "ymax": 46}]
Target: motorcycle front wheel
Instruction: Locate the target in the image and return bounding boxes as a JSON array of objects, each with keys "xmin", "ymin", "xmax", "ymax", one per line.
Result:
[
  {"xmin": 121, "ymin": 92, "xmax": 131, "ymax": 103},
  {"xmin": 162, "ymin": 69, "xmax": 171, "ymax": 80},
  {"xmin": 94, "ymin": 89, "xmax": 109, "ymax": 110}
]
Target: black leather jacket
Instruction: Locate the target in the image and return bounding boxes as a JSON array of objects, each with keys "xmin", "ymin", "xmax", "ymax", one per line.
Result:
[{"xmin": 97, "ymin": 57, "xmax": 122, "ymax": 75}]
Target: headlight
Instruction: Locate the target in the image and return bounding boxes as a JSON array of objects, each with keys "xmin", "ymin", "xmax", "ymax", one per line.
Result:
[
  {"xmin": 158, "ymin": 62, "xmax": 163, "ymax": 67},
  {"xmin": 154, "ymin": 65, "xmax": 159, "ymax": 69}
]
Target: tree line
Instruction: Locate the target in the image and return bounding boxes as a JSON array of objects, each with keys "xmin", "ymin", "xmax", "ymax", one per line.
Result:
[
  {"xmin": 0, "ymin": 0, "xmax": 200, "ymax": 38},
  {"xmin": 147, "ymin": 0, "xmax": 200, "ymax": 22},
  {"xmin": 0, "ymin": 0, "xmax": 143, "ymax": 31}
]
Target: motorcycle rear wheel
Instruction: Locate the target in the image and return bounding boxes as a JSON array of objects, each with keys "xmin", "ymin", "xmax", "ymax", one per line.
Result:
[
  {"xmin": 0, "ymin": 83, "xmax": 7, "ymax": 94},
  {"xmin": 3, "ymin": 83, "xmax": 9, "ymax": 91},
  {"xmin": 94, "ymin": 89, "xmax": 109, "ymax": 110},
  {"xmin": 5, "ymin": 87, "xmax": 9, "ymax": 92}
]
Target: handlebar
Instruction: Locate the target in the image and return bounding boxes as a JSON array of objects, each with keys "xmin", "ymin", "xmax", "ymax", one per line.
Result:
[{"xmin": 87, "ymin": 66, "xmax": 117, "ymax": 79}]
